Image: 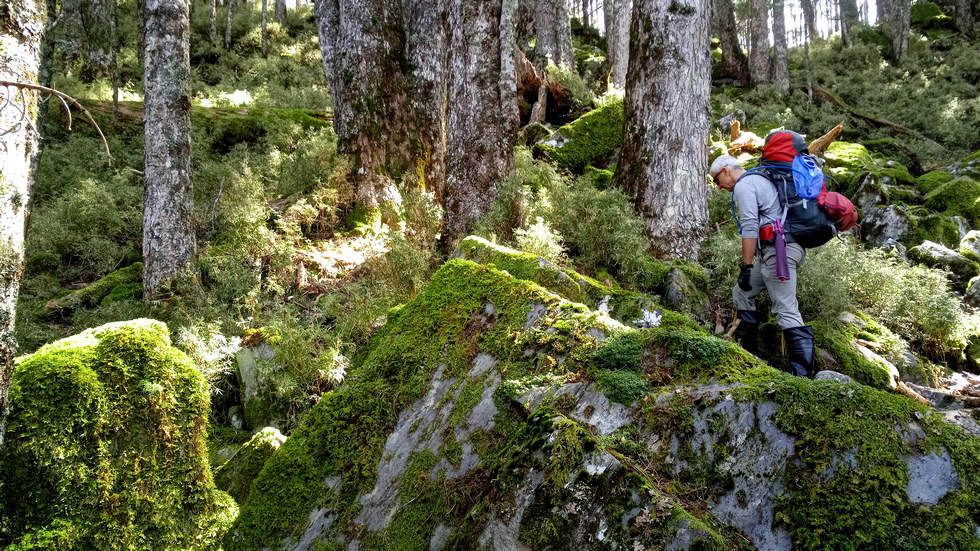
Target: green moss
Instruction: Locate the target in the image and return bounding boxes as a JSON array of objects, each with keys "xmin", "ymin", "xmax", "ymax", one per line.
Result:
[
  {"xmin": 965, "ymin": 151, "xmax": 980, "ymax": 163},
  {"xmin": 923, "ymin": 177, "xmax": 980, "ymax": 224},
  {"xmin": 583, "ymin": 165, "xmax": 613, "ymax": 190},
  {"xmin": 596, "ymin": 369, "xmax": 652, "ymax": 404},
  {"xmin": 917, "ymin": 171, "xmax": 952, "ymax": 195},
  {"xmin": 0, "ymin": 319, "xmax": 236, "ymax": 549},
  {"xmin": 45, "ymin": 262, "xmax": 142, "ymax": 312},
  {"xmin": 906, "ymin": 211, "xmax": 962, "ymax": 248},
  {"xmin": 226, "ymin": 259, "xmax": 627, "ymax": 549},
  {"xmin": 100, "ymin": 282, "xmax": 143, "ymax": 306},
  {"xmin": 214, "ymin": 427, "xmax": 287, "ymax": 505},
  {"xmin": 533, "ymin": 99, "xmax": 624, "ymax": 173},
  {"xmin": 812, "ymin": 321, "xmax": 892, "ymax": 389}
]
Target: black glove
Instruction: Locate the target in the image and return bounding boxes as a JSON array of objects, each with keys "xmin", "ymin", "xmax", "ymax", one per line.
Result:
[{"xmin": 737, "ymin": 262, "xmax": 753, "ymax": 292}]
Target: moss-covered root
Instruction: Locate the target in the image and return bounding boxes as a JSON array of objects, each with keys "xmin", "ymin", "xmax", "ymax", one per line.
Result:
[
  {"xmin": 0, "ymin": 319, "xmax": 236, "ymax": 549},
  {"xmin": 44, "ymin": 262, "xmax": 143, "ymax": 312}
]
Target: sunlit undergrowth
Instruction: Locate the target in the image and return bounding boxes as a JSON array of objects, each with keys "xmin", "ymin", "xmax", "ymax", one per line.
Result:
[{"xmin": 703, "ymin": 229, "xmax": 975, "ymax": 366}]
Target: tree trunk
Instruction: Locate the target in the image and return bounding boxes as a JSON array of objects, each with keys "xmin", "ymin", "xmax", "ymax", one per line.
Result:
[
  {"xmin": 603, "ymin": 0, "xmax": 614, "ymax": 39},
  {"xmin": 316, "ymin": 0, "xmax": 447, "ymax": 209},
  {"xmin": 772, "ymin": 0, "xmax": 789, "ymax": 94},
  {"xmin": 955, "ymin": 0, "xmax": 973, "ymax": 36},
  {"xmin": 441, "ymin": 0, "xmax": 519, "ymax": 250},
  {"xmin": 137, "ymin": 0, "xmax": 147, "ymax": 63},
  {"xmin": 801, "ymin": 0, "xmax": 819, "ymax": 39},
  {"xmin": 748, "ymin": 0, "xmax": 771, "ymax": 85},
  {"xmin": 143, "ymin": 0, "xmax": 196, "ymax": 300},
  {"xmin": 516, "ymin": 0, "xmax": 535, "ymax": 46},
  {"xmin": 261, "ymin": 0, "xmax": 268, "ymax": 56},
  {"xmin": 533, "ymin": 0, "xmax": 575, "ymax": 69},
  {"xmin": 209, "ymin": 0, "xmax": 217, "ymax": 42},
  {"xmin": 877, "ymin": 0, "xmax": 910, "ymax": 60},
  {"xmin": 712, "ymin": 0, "xmax": 750, "ymax": 84},
  {"xmin": 581, "ymin": 0, "xmax": 590, "ymax": 27},
  {"xmin": 616, "ymin": 0, "xmax": 710, "ymax": 261},
  {"xmin": 275, "ymin": 0, "xmax": 286, "ymax": 22},
  {"xmin": 609, "ymin": 0, "xmax": 631, "ymax": 86},
  {"xmin": 839, "ymin": 0, "xmax": 860, "ymax": 46},
  {"xmin": 0, "ymin": 0, "xmax": 45, "ymax": 443},
  {"xmin": 225, "ymin": 0, "xmax": 234, "ymax": 47}
]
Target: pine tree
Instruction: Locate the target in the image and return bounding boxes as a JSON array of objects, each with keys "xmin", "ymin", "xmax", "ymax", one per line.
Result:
[
  {"xmin": 616, "ymin": 0, "xmax": 711, "ymax": 260},
  {"xmin": 0, "ymin": 0, "xmax": 46, "ymax": 442},
  {"xmin": 142, "ymin": 0, "xmax": 196, "ymax": 299}
]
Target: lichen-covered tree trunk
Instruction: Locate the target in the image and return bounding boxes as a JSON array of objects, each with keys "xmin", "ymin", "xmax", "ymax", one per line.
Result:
[
  {"xmin": 772, "ymin": 0, "xmax": 789, "ymax": 94},
  {"xmin": 615, "ymin": 0, "xmax": 710, "ymax": 261},
  {"xmin": 403, "ymin": 0, "xmax": 449, "ymax": 199},
  {"xmin": 0, "ymin": 0, "xmax": 45, "ymax": 444},
  {"xmin": 261, "ymin": 0, "xmax": 268, "ymax": 56},
  {"xmin": 275, "ymin": 0, "xmax": 286, "ymax": 22},
  {"xmin": 955, "ymin": 0, "xmax": 974, "ymax": 37},
  {"xmin": 712, "ymin": 0, "xmax": 750, "ymax": 85},
  {"xmin": 143, "ymin": 0, "xmax": 196, "ymax": 300},
  {"xmin": 533, "ymin": 0, "xmax": 574, "ymax": 69},
  {"xmin": 225, "ymin": 0, "xmax": 234, "ymax": 47},
  {"xmin": 441, "ymin": 0, "xmax": 519, "ymax": 250},
  {"xmin": 801, "ymin": 0, "xmax": 819, "ymax": 39},
  {"xmin": 609, "ymin": 0, "xmax": 631, "ymax": 86},
  {"xmin": 748, "ymin": 0, "xmax": 771, "ymax": 85},
  {"xmin": 839, "ymin": 0, "xmax": 860, "ymax": 46},
  {"xmin": 581, "ymin": 0, "xmax": 590, "ymax": 27},
  {"xmin": 59, "ymin": 0, "xmax": 114, "ymax": 79},
  {"xmin": 316, "ymin": 0, "xmax": 447, "ymax": 210},
  {"xmin": 209, "ymin": 0, "xmax": 217, "ymax": 41}
]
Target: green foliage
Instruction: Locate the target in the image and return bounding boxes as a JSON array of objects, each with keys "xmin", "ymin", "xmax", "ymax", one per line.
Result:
[
  {"xmin": 924, "ymin": 177, "xmax": 980, "ymax": 224},
  {"xmin": 533, "ymin": 99, "xmax": 624, "ymax": 173},
  {"xmin": 0, "ymin": 320, "xmax": 236, "ymax": 549},
  {"xmin": 592, "ymin": 333, "xmax": 644, "ymax": 372},
  {"xmin": 545, "ymin": 64, "xmax": 595, "ymax": 112},
  {"xmin": 513, "ymin": 217, "xmax": 566, "ymax": 264},
  {"xmin": 46, "ymin": 262, "xmax": 143, "ymax": 311}
]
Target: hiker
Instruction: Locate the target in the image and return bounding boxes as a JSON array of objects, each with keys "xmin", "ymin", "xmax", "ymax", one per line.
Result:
[{"xmin": 709, "ymin": 152, "xmax": 815, "ymax": 378}]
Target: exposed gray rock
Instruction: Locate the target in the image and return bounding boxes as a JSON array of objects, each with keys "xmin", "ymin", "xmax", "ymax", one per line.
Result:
[
  {"xmin": 895, "ymin": 352, "xmax": 928, "ymax": 386},
  {"xmin": 903, "ymin": 450, "xmax": 961, "ymax": 507},
  {"xmin": 862, "ymin": 204, "xmax": 910, "ymax": 246},
  {"xmin": 520, "ymin": 382, "xmax": 632, "ymax": 436},
  {"xmin": 965, "ymin": 277, "xmax": 980, "ymax": 308},
  {"xmin": 953, "ymin": 216, "xmax": 972, "ymax": 241},
  {"xmin": 907, "ymin": 382, "xmax": 956, "ymax": 409},
  {"xmin": 942, "ymin": 410, "xmax": 980, "ymax": 437},
  {"xmin": 235, "ymin": 343, "xmax": 277, "ymax": 414},
  {"xmin": 907, "ymin": 241, "xmax": 979, "ymax": 292},
  {"xmin": 960, "ymin": 230, "xmax": 980, "ymax": 263},
  {"xmin": 663, "ymin": 268, "xmax": 710, "ymax": 325},
  {"xmin": 815, "ymin": 370, "xmax": 853, "ymax": 383}
]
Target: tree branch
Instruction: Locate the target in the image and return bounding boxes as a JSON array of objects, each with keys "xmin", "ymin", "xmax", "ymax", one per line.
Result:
[{"xmin": 0, "ymin": 79, "xmax": 112, "ymax": 165}]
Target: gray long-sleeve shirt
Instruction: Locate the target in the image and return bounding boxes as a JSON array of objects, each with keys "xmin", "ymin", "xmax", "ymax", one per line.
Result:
[{"xmin": 733, "ymin": 173, "xmax": 783, "ymax": 239}]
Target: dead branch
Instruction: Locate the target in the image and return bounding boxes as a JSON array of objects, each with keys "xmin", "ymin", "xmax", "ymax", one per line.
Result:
[
  {"xmin": 0, "ymin": 79, "xmax": 112, "ymax": 165},
  {"xmin": 812, "ymin": 84, "xmax": 941, "ymax": 148},
  {"xmin": 895, "ymin": 380, "xmax": 931, "ymax": 406}
]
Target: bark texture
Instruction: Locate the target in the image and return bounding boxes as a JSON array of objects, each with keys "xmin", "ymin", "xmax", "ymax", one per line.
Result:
[
  {"xmin": 772, "ymin": 0, "xmax": 789, "ymax": 94},
  {"xmin": 209, "ymin": 0, "xmax": 217, "ymax": 42},
  {"xmin": 877, "ymin": 0, "xmax": 910, "ymax": 60},
  {"xmin": 839, "ymin": 0, "xmax": 860, "ymax": 46},
  {"xmin": 59, "ymin": 0, "xmax": 114, "ymax": 79},
  {"xmin": 442, "ymin": 0, "xmax": 519, "ymax": 250},
  {"xmin": 143, "ymin": 0, "xmax": 196, "ymax": 299},
  {"xmin": 955, "ymin": 0, "xmax": 974, "ymax": 36},
  {"xmin": 315, "ymin": 0, "xmax": 447, "ymax": 208},
  {"xmin": 261, "ymin": 0, "xmax": 268, "ymax": 56},
  {"xmin": 801, "ymin": 0, "xmax": 819, "ymax": 39},
  {"xmin": 533, "ymin": 0, "xmax": 575, "ymax": 68},
  {"xmin": 748, "ymin": 0, "xmax": 770, "ymax": 85},
  {"xmin": 616, "ymin": 0, "xmax": 711, "ymax": 261},
  {"xmin": 275, "ymin": 0, "xmax": 286, "ymax": 22},
  {"xmin": 712, "ymin": 0, "xmax": 750, "ymax": 84},
  {"xmin": 0, "ymin": 0, "xmax": 45, "ymax": 443},
  {"xmin": 225, "ymin": 0, "xmax": 234, "ymax": 47},
  {"xmin": 608, "ymin": 0, "xmax": 632, "ymax": 86}
]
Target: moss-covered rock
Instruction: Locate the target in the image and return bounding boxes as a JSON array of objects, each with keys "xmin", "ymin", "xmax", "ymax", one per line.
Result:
[
  {"xmin": 923, "ymin": 177, "xmax": 980, "ymax": 225},
  {"xmin": 825, "ymin": 142, "xmax": 914, "ymax": 200},
  {"xmin": 225, "ymin": 252, "xmax": 980, "ymax": 551},
  {"xmin": 533, "ymin": 99, "xmax": 624, "ymax": 173},
  {"xmin": 214, "ymin": 427, "xmax": 286, "ymax": 505},
  {"xmin": 44, "ymin": 262, "xmax": 143, "ymax": 312},
  {"xmin": 0, "ymin": 319, "xmax": 236, "ymax": 549},
  {"xmin": 906, "ymin": 210, "xmax": 962, "ymax": 249},
  {"xmin": 910, "ymin": 2, "xmax": 956, "ymax": 37},
  {"xmin": 917, "ymin": 170, "xmax": 953, "ymax": 195}
]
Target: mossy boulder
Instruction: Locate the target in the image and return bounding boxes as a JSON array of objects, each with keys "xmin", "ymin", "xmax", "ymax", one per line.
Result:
[
  {"xmin": 907, "ymin": 241, "xmax": 980, "ymax": 292},
  {"xmin": 226, "ymin": 249, "xmax": 980, "ymax": 550},
  {"xmin": 214, "ymin": 427, "xmax": 286, "ymax": 505},
  {"xmin": 0, "ymin": 319, "xmax": 236, "ymax": 549},
  {"xmin": 923, "ymin": 177, "xmax": 980, "ymax": 225},
  {"xmin": 825, "ymin": 142, "xmax": 914, "ymax": 199},
  {"xmin": 906, "ymin": 210, "xmax": 963, "ymax": 249},
  {"xmin": 518, "ymin": 123, "xmax": 553, "ymax": 147},
  {"xmin": 44, "ymin": 262, "xmax": 143, "ymax": 312},
  {"xmin": 533, "ymin": 99, "xmax": 624, "ymax": 173},
  {"xmin": 917, "ymin": 170, "xmax": 953, "ymax": 195},
  {"xmin": 960, "ymin": 230, "xmax": 980, "ymax": 264},
  {"xmin": 910, "ymin": 2, "xmax": 956, "ymax": 37}
]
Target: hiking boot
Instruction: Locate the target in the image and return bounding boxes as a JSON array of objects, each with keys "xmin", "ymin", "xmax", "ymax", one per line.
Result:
[
  {"xmin": 734, "ymin": 310, "xmax": 761, "ymax": 355},
  {"xmin": 783, "ymin": 325, "xmax": 816, "ymax": 378}
]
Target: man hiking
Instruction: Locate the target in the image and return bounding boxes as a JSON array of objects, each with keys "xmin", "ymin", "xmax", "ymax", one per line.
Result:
[{"xmin": 709, "ymin": 153, "xmax": 815, "ymax": 378}]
